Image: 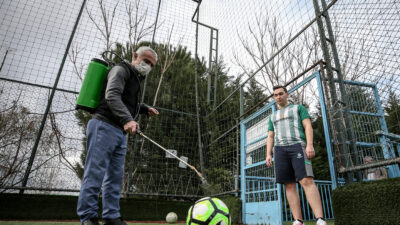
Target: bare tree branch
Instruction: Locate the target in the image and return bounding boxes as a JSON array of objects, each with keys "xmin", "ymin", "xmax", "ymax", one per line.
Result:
[
  {"xmin": 67, "ymin": 44, "xmax": 85, "ymax": 81},
  {"xmin": 86, "ymin": 0, "xmax": 120, "ymax": 52},
  {"xmin": 49, "ymin": 107, "xmax": 80, "ymax": 176},
  {"xmin": 125, "ymin": 0, "xmax": 157, "ymax": 51}
]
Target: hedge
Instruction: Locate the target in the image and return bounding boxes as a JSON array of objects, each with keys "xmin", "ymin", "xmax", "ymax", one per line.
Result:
[
  {"xmin": 332, "ymin": 177, "xmax": 400, "ymax": 225},
  {"xmin": 0, "ymin": 193, "xmax": 241, "ymax": 224}
]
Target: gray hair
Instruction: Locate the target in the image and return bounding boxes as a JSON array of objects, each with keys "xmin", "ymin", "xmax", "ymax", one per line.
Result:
[{"xmin": 136, "ymin": 46, "xmax": 158, "ymax": 61}]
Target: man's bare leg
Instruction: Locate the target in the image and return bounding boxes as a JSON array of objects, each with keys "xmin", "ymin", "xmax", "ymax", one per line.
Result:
[
  {"xmin": 299, "ymin": 177, "xmax": 323, "ymax": 218},
  {"xmin": 285, "ymin": 182, "xmax": 303, "ymax": 220}
]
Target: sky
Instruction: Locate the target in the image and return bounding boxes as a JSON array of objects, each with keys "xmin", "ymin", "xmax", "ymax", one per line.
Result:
[{"xmin": 0, "ymin": 0, "xmax": 317, "ymax": 92}]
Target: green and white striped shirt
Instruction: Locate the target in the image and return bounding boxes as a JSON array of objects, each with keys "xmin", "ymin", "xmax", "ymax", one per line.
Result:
[{"xmin": 268, "ymin": 104, "xmax": 310, "ymax": 146}]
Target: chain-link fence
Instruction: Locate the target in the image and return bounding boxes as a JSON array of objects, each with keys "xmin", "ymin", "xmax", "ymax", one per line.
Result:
[
  {"xmin": 1, "ymin": 0, "xmax": 400, "ymax": 197},
  {"xmin": 325, "ymin": 0, "xmax": 400, "ymax": 181}
]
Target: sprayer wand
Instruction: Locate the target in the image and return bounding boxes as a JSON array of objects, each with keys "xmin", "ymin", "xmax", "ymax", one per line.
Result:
[{"xmin": 136, "ymin": 130, "xmax": 208, "ymax": 185}]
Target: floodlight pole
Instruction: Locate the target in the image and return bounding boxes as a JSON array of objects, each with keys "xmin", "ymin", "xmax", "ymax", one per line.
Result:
[
  {"xmin": 193, "ymin": 1, "xmax": 206, "ymax": 178},
  {"xmin": 192, "ymin": 0, "xmax": 219, "ymax": 107}
]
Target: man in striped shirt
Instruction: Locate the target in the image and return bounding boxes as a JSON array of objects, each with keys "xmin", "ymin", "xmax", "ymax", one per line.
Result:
[{"xmin": 266, "ymin": 86, "xmax": 327, "ymax": 225}]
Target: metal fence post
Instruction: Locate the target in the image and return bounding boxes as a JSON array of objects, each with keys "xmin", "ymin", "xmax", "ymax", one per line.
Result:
[
  {"xmin": 20, "ymin": 0, "xmax": 88, "ymax": 194},
  {"xmin": 312, "ymin": 0, "xmax": 354, "ymax": 184},
  {"xmin": 193, "ymin": 1, "xmax": 205, "ymax": 177},
  {"xmin": 320, "ymin": 0, "xmax": 361, "ymax": 181}
]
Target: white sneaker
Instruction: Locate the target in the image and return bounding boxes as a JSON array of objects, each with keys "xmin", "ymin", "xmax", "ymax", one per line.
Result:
[
  {"xmin": 316, "ymin": 218, "xmax": 327, "ymax": 225},
  {"xmin": 293, "ymin": 220, "xmax": 304, "ymax": 225}
]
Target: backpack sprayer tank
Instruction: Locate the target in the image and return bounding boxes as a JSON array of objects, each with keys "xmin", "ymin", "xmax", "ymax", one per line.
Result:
[{"xmin": 76, "ymin": 58, "xmax": 110, "ymax": 113}]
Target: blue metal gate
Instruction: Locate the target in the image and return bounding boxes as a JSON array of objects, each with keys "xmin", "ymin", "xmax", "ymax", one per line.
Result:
[
  {"xmin": 340, "ymin": 79, "xmax": 400, "ymax": 178},
  {"xmin": 240, "ymin": 71, "xmax": 400, "ymax": 224},
  {"xmin": 241, "ymin": 102, "xmax": 282, "ymax": 224}
]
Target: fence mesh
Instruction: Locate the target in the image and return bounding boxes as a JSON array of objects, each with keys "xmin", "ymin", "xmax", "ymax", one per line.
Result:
[
  {"xmin": 327, "ymin": 0, "xmax": 400, "ymax": 177},
  {"xmin": 1, "ymin": 0, "xmax": 400, "ymax": 197}
]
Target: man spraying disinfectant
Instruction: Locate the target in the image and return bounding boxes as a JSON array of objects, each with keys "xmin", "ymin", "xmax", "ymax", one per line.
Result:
[{"xmin": 76, "ymin": 46, "xmax": 159, "ymax": 225}]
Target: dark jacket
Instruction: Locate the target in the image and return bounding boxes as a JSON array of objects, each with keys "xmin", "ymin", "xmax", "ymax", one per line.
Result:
[{"xmin": 94, "ymin": 61, "xmax": 150, "ymax": 130}]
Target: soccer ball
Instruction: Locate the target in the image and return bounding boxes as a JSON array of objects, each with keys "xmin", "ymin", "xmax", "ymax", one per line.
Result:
[
  {"xmin": 186, "ymin": 197, "xmax": 230, "ymax": 225},
  {"xmin": 166, "ymin": 212, "xmax": 178, "ymax": 224}
]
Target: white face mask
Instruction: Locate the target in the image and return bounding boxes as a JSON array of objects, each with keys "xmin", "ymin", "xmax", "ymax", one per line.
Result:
[{"xmin": 135, "ymin": 60, "xmax": 152, "ymax": 76}]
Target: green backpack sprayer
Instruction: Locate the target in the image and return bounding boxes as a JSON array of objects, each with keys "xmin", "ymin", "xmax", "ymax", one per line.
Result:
[
  {"xmin": 75, "ymin": 58, "xmax": 110, "ymax": 113},
  {"xmin": 76, "ymin": 51, "xmax": 125, "ymax": 113}
]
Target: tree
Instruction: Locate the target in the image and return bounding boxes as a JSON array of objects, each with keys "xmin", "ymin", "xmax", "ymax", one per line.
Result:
[
  {"xmin": 311, "ymin": 110, "xmax": 331, "ymax": 180},
  {"xmin": 0, "ymin": 89, "xmax": 61, "ymax": 189},
  {"xmin": 0, "ymin": 103, "xmax": 36, "ymax": 187},
  {"xmin": 86, "ymin": 0, "xmax": 119, "ymax": 52},
  {"xmin": 233, "ymin": 11, "xmax": 320, "ymax": 99},
  {"xmin": 244, "ymin": 77, "xmax": 266, "ymax": 110},
  {"xmin": 202, "ymin": 59, "xmax": 243, "ymax": 192},
  {"xmin": 385, "ymin": 91, "xmax": 400, "ymax": 135}
]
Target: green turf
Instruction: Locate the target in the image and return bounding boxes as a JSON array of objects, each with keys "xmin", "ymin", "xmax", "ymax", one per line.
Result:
[
  {"xmin": 0, "ymin": 222, "xmax": 186, "ymax": 225},
  {"xmin": 283, "ymin": 220, "xmax": 334, "ymax": 225},
  {"xmin": 0, "ymin": 223, "xmax": 80, "ymax": 225},
  {"xmin": 0, "ymin": 221, "xmax": 334, "ymax": 225}
]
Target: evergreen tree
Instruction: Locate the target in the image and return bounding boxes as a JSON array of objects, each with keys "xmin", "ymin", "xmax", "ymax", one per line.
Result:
[
  {"xmin": 385, "ymin": 91, "xmax": 400, "ymax": 135},
  {"xmin": 203, "ymin": 60, "xmax": 239, "ymax": 188},
  {"xmin": 311, "ymin": 110, "xmax": 331, "ymax": 180},
  {"xmin": 245, "ymin": 77, "xmax": 266, "ymax": 110}
]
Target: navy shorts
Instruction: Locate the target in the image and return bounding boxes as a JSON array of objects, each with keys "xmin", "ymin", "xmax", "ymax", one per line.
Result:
[{"xmin": 274, "ymin": 143, "xmax": 314, "ymax": 183}]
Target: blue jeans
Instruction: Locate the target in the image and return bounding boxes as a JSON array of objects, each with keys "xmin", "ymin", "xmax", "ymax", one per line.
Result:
[{"xmin": 77, "ymin": 118, "xmax": 127, "ymax": 222}]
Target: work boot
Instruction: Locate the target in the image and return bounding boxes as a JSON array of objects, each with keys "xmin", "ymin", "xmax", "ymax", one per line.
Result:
[
  {"xmin": 82, "ymin": 217, "xmax": 100, "ymax": 225},
  {"xmin": 103, "ymin": 217, "xmax": 127, "ymax": 225}
]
